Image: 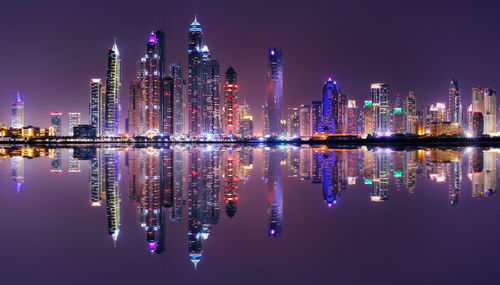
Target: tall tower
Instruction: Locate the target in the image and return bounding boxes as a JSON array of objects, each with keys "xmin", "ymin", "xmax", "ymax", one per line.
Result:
[
  {"xmin": 405, "ymin": 92, "xmax": 416, "ymax": 134},
  {"xmin": 266, "ymin": 48, "xmax": 283, "ymax": 136},
  {"xmin": 484, "ymin": 88, "xmax": 496, "ymax": 134},
  {"xmin": 370, "ymin": 83, "xmax": 390, "ymax": 135},
  {"xmin": 50, "ymin": 112, "xmax": 62, "ymax": 136},
  {"xmin": 448, "ymin": 78, "xmax": 461, "ymax": 124},
  {"xmin": 90, "ymin": 79, "xmax": 103, "ymax": 135},
  {"xmin": 188, "ymin": 16, "xmax": 203, "ymax": 137},
  {"xmin": 141, "ymin": 31, "xmax": 165, "ymax": 136},
  {"xmin": 200, "ymin": 46, "xmax": 220, "ymax": 136},
  {"xmin": 104, "ymin": 40, "xmax": 121, "ymax": 136},
  {"xmin": 223, "ymin": 67, "xmax": 239, "ymax": 136},
  {"xmin": 128, "ymin": 81, "xmax": 142, "ymax": 136},
  {"xmin": 169, "ymin": 63, "xmax": 185, "ymax": 137},
  {"xmin": 11, "ymin": 92, "xmax": 24, "ymax": 128},
  {"xmin": 68, "ymin": 112, "xmax": 81, "ymax": 136}
]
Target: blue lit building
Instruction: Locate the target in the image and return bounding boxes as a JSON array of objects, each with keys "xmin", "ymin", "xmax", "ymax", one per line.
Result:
[
  {"xmin": 11, "ymin": 92, "xmax": 24, "ymax": 129},
  {"xmin": 265, "ymin": 48, "xmax": 283, "ymax": 136}
]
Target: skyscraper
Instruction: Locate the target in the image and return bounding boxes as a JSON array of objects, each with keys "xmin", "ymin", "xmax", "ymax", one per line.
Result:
[
  {"xmin": 483, "ymin": 88, "xmax": 496, "ymax": 134},
  {"xmin": 472, "ymin": 86, "xmax": 484, "ymax": 114},
  {"xmin": 141, "ymin": 31, "xmax": 165, "ymax": 136},
  {"xmin": 405, "ymin": 92, "xmax": 416, "ymax": 134},
  {"xmin": 393, "ymin": 107, "xmax": 404, "ymax": 133},
  {"xmin": 311, "ymin": 101, "xmax": 322, "ymax": 135},
  {"xmin": 50, "ymin": 112, "xmax": 62, "ymax": 136},
  {"xmin": 322, "ymin": 78, "xmax": 344, "ymax": 134},
  {"xmin": 363, "ymin": 101, "xmax": 374, "ymax": 135},
  {"xmin": 89, "ymin": 79, "xmax": 103, "ymax": 135},
  {"xmin": 128, "ymin": 80, "xmax": 142, "ymax": 136},
  {"xmin": 200, "ymin": 46, "xmax": 220, "ymax": 137},
  {"xmin": 188, "ymin": 16, "xmax": 203, "ymax": 137},
  {"xmin": 346, "ymin": 100, "xmax": 357, "ymax": 134},
  {"xmin": 169, "ymin": 63, "xmax": 185, "ymax": 137},
  {"xmin": 448, "ymin": 78, "xmax": 461, "ymax": 125},
  {"xmin": 265, "ymin": 48, "xmax": 283, "ymax": 136},
  {"xmin": 287, "ymin": 107, "xmax": 300, "ymax": 137},
  {"xmin": 163, "ymin": 76, "xmax": 174, "ymax": 136},
  {"xmin": 11, "ymin": 91, "xmax": 24, "ymax": 128},
  {"xmin": 68, "ymin": 112, "xmax": 81, "ymax": 136},
  {"xmin": 371, "ymin": 83, "xmax": 390, "ymax": 135},
  {"xmin": 104, "ymin": 40, "xmax": 121, "ymax": 136},
  {"xmin": 223, "ymin": 67, "xmax": 239, "ymax": 136},
  {"xmin": 299, "ymin": 105, "xmax": 311, "ymax": 138}
]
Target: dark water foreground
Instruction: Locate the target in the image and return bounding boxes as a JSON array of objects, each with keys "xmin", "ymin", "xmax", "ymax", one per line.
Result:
[{"xmin": 0, "ymin": 145, "xmax": 499, "ymax": 285}]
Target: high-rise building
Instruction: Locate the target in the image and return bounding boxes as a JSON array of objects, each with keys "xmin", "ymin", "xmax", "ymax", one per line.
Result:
[
  {"xmin": 128, "ymin": 80, "xmax": 142, "ymax": 136},
  {"xmin": 188, "ymin": 17, "xmax": 203, "ymax": 137},
  {"xmin": 472, "ymin": 112, "xmax": 484, "ymax": 137},
  {"xmin": 393, "ymin": 107, "xmax": 404, "ymax": 133},
  {"xmin": 346, "ymin": 100, "xmax": 357, "ymax": 134},
  {"xmin": 299, "ymin": 105, "xmax": 311, "ymax": 138},
  {"xmin": 162, "ymin": 76, "xmax": 174, "ymax": 136},
  {"xmin": 89, "ymin": 79, "xmax": 103, "ymax": 135},
  {"xmin": 140, "ymin": 31, "xmax": 165, "ymax": 137},
  {"xmin": 68, "ymin": 112, "xmax": 81, "ymax": 136},
  {"xmin": 448, "ymin": 78, "xmax": 461, "ymax": 125},
  {"xmin": 405, "ymin": 91, "xmax": 416, "ymax": 134},
  {"xmin": 238, "ymin": 102, "xmax": 253, "ymax": 138},
  {"xmin": 286, "ymin": 107, "xmax": 300, "ymax": 137},
  {"xmin": 483, "ymin": 88, "xmax": 496, "ymax": 134},
  {"xmin": 104, "ymin": 40, "xmax": 121, "ymax": 136},
  {"xmin": 371, "ymin": 83, "xmax": 390, "ymax": 135},
  {"xmin": 467, "ymin": 104, "xmax": 473, "ymax": 133},
  {"xmin": 363, "ymin": 101, "xmax": 374, "ymax": 135},
  {"xmin": 322, "ymin": 78, "xmax": 344, "ymax": 134},
  {"xmin": 169, "ymin": 63, "xmax": 185, "ymax": 137},
  {"xmin": 11, "ymin": 91, "xmax": 24, "ymax": 129},
  {"xmin": 200, "ymin": 46, "xmax": 221, "ymax": 137},
  {"xmin": 223, "ymin": 67, "xmax": 239, "ymax": 136},
  {"xmin": 311, "ymin": 101, "xmax": 322, "ymax": 135},
  {"xmin": 472, "ymin": 86, "xmax": 484, "ymax": 114},
  {"xmin": 265, "ymin": 48, "xmax": 283, "ymax": 136},
  {"xmin": 50, "ymin": 112, "xmax": 62, "ymax": 136}
]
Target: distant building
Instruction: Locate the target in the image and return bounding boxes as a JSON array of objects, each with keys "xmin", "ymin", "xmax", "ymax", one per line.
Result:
[
  {"xmin": 299, "ymin": 105, "xmax": 311, "ymax": 138},
  {"xmin": 472, "ymin": 112, "xmax": 484, "ymax": 137},
  {"xmin": 287, "ymin": 108, "xmax": 300, "ymax": 137},
  {"xmin": 346, "ymin": 100, "xmax": 357, "ymax": 134},
  {"xmin": 483, "ymin": 88, "xmax": 496, "ymax": 135},
  {"xmin": 128, "ymin": 80, "xmax": 142, "ymax": 136},
  {"xmin": 405, "ymin": 92, "xmax": 416, "ymax": 134},
  {"xmin": 74, "ymin": 125, "xmax": 97, "ymax": 138},
  {"xmin": 223, "ymin": 67, "xmax": 239, "ymax": 136},
  {"xmin": 68, "ymin": 112, "xmax": 81, "ymax": 136},
  {"xmin": 430, "ymin": 122, "xmax": 462, "ymax": 137},
  {"xmin": 89, "ymin": 79, "xmax": 103, "ymax": 135},
  {"xmin": 363, "ymin": 101, "xmax": 374, "ymax": 135},
  {"xmin": 311, "ymin": 101, "xmax": 322, "ymax": 135},
  {"xmin": 12, "ymin": 92, "xmax": 24, "ymax": 129},
  {"xmin": 162, "ymin": 76, "xmax": 174, "ymax": 136},
  {"xmin": 170, "ymin": 63, "xmax": 185, "ymax": 137},
  {"xmin": 371, "ymin": 83, "xmax": 390, "ymax": 135},
  {"xmin": 393, "ymin": 108, "xmax": 404, "ymax": 133},
  {"xmin": 50, "ymin": 112, "xmax": 62, "ymax": 136}
]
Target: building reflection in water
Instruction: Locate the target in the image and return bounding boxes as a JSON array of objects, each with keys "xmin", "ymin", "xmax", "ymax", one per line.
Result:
[{"xmin": 2, "ymin": 145, "xmax": 499, "ymax": 268}]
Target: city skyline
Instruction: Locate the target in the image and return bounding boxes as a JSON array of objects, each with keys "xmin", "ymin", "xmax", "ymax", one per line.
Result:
[{"xmin": 2, "ymin": 1, "xmax": 500, "ymax": 133}]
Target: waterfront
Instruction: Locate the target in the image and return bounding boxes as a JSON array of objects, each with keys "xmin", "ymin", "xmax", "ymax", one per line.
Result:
[{"xmin": 1, "ymin": 145, "xmax": 499, "ymax": 284}]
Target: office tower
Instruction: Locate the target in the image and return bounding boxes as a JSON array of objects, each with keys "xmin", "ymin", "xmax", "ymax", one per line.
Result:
[
  {"xmin": 11, "ymin": 156, "xmax": 24, "ymax": 192},
  {"xmin": 483, "ymin": 88, "xmax": 496, "ymax": 134},
  {"xmin": 346, "ymin": 100, "xmax": 357, "ymax": 134},
  {"xmin": 188, "ymin": 17, "xmax": 203, "ymax": 137},
  {"xmin": 287, "ymin": 108, "xmax": 300, "ymax": 137},
  {"xmin": 262, "ymin": 104, "xmax": 270, "ymax": 136},
  {"xmin": 238, "ymin": 102, "xmax": 254, "ymax": 138},
  {"xmin": 299, "ymin": 105, "xmax": 311, "ymax": 138},
  {"xmin": 405, "ymin": 92, "xmax": 416, "ymax": 134},
  {"xmin": 223, "ymin": 67, "xmax": 239, "ymax": 136},
  {"xmin": 448, "ymin": 78, "xmax": 461, "ymax": 124},
  {"xmin": 170, "ymin": 63, "xmax": 185, "ymax": 137},
  {"xmin": 393, "ymin": 107, "xmax": 404, "ymax": 133},
  {"xmin": 472, "ymin": 86, "xmax": 484, "ymax": 114},
  {"xmin": 50, "ymin": 112, "xmax": 62, "ymax": 136},
  {"xmin": 429, "ymin": 102, "xmax": 447, "ymax": 123},
  {"xmin": 199, "ymin": 46, "xmax": 221, "ymax": 137},
  {"xmin": 311, "ymin": 101, "xmax": 322, "ymax": 135},
  {"xmin": 68, "ymin": 148, "xmax": 81, "ymax": 172},
  {"xmin": 128, "ymin": 81, "xmax": 142, "ymax": 136},
  {"xmin": 363, "ymin": 101, "xmax": 374, "ymax": 135},
  {"xmin": 472, "ymin": 112, "xmax": 484, "ymax": 137},
  {"xmin": 371, "ymin": 83, "xmax": 390, "ymax": 135},
  {"xmin": 139, "ymin": 31, "xmax": 165, "ymax": 136},
  {"xmin": 89, "ymin": 79, "xmax": 103, "ymax": 135},
  {"xmin": 11, "ymin": 92, "xmax": 24, "ymax": 128},
  {"xmin": 68, "ymin": 112, "xmax": 81, "ymax": 136},
  {"xmin": 104, "ymin": 40, "xmax": 121, "ymax": 136},
  {"xmin": 163, "ymin": 76, "xmax": 174, "ymax": 136},
  {"xmin": 265, "ymin": 48, "xmax": 283, "ymax": 136},
  {"xmin": 467, "ymin": 104, "xmax": 473, "ymax": 133},
  {"xmin": 322, "ymin": 78, "xmax": 344, "ymax": 134},
  {"xmin": 395, "ymin": 93, "xmax": 404, "ymax": 109}
]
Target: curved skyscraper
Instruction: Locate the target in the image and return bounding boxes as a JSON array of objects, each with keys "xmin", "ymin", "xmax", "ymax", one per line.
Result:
[
  {"xmin": 265, "ymin": 48, "xmax": 283, "ymax": 136},
  {"xmin": 188, "ymin": 17, "xmax": 203, "ymax": 137},
  {"xmin": 104, "ymin": 40, "xmax": 121, "ymax": 136},
  {"xmin": 322, "ymin": 78, "xmax": 344, "ymax": 134},
  {"xmin": 11, "ymin": 91, "xmax": 24, "ymax": 128}
]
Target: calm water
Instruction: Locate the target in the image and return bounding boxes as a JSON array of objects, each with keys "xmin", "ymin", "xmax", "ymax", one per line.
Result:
[{"xmin": 1, "ymin": 145, "xmax": 499, "ymax": 284}]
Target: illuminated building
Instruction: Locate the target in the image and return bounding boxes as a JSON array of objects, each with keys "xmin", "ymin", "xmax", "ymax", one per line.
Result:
[
  {"xmin": 483, "ymin": 88, "xmax": 496, "ymax": 135},
  {"xmin": 170, "ymin": 63, "xmax": 185, "ymax": 137},
  {"xmin": 404, "ymin": 151, "xmax": 417, "ymax": 192},
  {"xmin": 287, "ymin": 108, "xmax": 300, "ymax": 137},
  {"xmin": 472, "ymin": 112, "xmax": 484, "ymax": 137},
  {"xmin": 429, "ymin": 102, "xmax": 447, "ymax": 123},
  {"xmin": 371, "ymin": 83, "xmax": 390, "ymax": 135},
  {"xmin": 286, "ymin": 147, "xmax": 300, "ymax": 177},
  {"xmin": 265, "ymin": 48, "xmax": 283, "ymax": 136},
  {"xmin": 322, "ymin": 78, "xmax": 344, "ymax": 134},
  {"xmin": 188, "ymin": 16, "xmax": 203, "ymax": 137},
  {"xmin": 170, "ymin": 147, "xmax": 185, "ymax": 222},
  {"xmin": 393, "ymin": 107, "xmax": 404, "ymax": 133},
  {"xmin": 200, "ymin": 45, "xmax": 221, "ymax": 136},
  {"xmin": 90, "ymin": 150, "xmax": 102, "ymax": 207},
  {"xmin": 371, "ymin": 150, "xmax": 390, "ymax": 201},
  {"xmin": 471, "ymin": 149, "xmax": 484, "ymax": 198},
  {"xmin": 11, "ymin": 156, "xmax": 24, "ymax": 192},
  {"xmin": 299, "ymin": 105, "xmax": 311, "ymax": 138},
  {"xmin": 50, "ymin": 149, "xmax": 62, "ymax": 173},
  {"xmin": 264, "ymin": 150, "xmax": 283, "ymax": 237},
  {"xmin": 448, "ymin": 78, "xmax": 461, "ymax": 125},
  {"xmin": 467, "ymin": 104, "xmax": 473, "ymax": 132},
  {"xmin": 68, "ymin": 112, "xmax": 81, "ymax": 136},
  {"xmin": 11, "ymin": 91, "xmax": 24, "ymax": 129},
  {"xmin": 89, "ymin": 79, "xmax": 103, "ymax": 135},
  {"xmin": 104, "ymin": 149, "xmax": 120, "ymax": 243},
  {"xmin": 73, "ymin": 125, "xmax": 96, "ymax": 138},
  {"xmin": 299, "ymin": 147, "xmax": 311, "ymax": 180},
  {"xmin": 68, "ymin": 149, "xmax": 81, "ymax": 173},
  {"xmin": 363, "ymin": 101, "xmax": 374, "ymax": 135},
  {"xmin": 405, "ymin": 92, "xmax": 416, "ymax": 134},
  {"xmin": 140, "ymin": 31, "xmax": 165, "ymax": 136},
  {"xmin": 346, "ymin": 100, "xmax": 357, "ymax": 134},
  {"xmin": 223, "ymin": 67, "xmax": 239, "ymax": 136},
  {"xmin": 311, "ymin": 101, "xmax": 322, "ymax": 135},
  {"xmin": 239, "ymin": 102, "xmax": 254, "ymax": 138},
  {"xmin": 162, "ymin": 76, "xmax": 174, "ymax": 136},
  {"xmin": 472, "ymin": 86, "xmax": 484, "ymax": 114},
  {"xmin": 430, "ymin": 122, "xmax": 462, "ymax": 136},
  {"xmin": 223, "ymin": 149, "xmax": 239, "ymax": 218},
  {"xmin": 127, "ymin": 149, "xmax": 143, "ymax": 205},
  {"xmin": 393, "ymin": 151, "xmax": 404, "ymax": 190},
  {"xmin": 127, "ymin": 80, "xmax": 142, "ymax": 136},
  {"xmin": 50, "ymin": 112, "xmax": 62, "ymax": 136},
  {"xmin": 104, "ymin": 40, "xmax": 121, "ymax": 136},
  {"xmin": 483, "ymin": 150, "xmax": 496, "ymax": 197},
  {"xmin": 448, "ymin": 160, "xmax": 462, "ymax": 206}
]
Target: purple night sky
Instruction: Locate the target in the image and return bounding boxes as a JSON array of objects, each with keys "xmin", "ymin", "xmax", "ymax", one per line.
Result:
[{"xmin": 1, "ymin": 0, "xmax": 499, "ymax": 133}]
